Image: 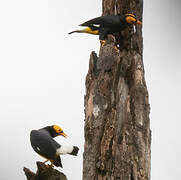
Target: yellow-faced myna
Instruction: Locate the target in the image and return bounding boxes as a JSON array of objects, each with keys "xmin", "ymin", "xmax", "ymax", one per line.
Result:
[
  {"xmin": 69, "ymin": 14, "xmax": 142, "ymax": 47},
  {"xmin": 30, "ymin": 125, "xmax": 79, "ymax": 168}
]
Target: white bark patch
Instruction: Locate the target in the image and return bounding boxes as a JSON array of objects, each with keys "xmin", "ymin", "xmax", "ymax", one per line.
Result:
[
  {"xmin": 134, "ymin": 54, "xmax": 143, "ymax": 85},
  {"xmin": 133, "ymin": 25, "xmax": 136, "ymax": 33},
  {"xmin": 138, "ymin": 114, "xmax": 144, "ymax": 126},
  {"xmin": 93, "ymin": 105, "xmax": 100, "ymax": 118},
  {"xmin": 87, "ymin": 93, "xmax": 94, "ymax": 119},
  {"xmin": 103, "ymin": 103, "xmax": 108, "ymax": 110},
  {"xmin": 135, "ymin": 69, "xmax": 143, "ymax": 85}
]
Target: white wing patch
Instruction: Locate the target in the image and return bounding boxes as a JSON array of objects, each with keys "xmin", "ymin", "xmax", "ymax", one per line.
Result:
[
  {"xmin": 36, "ymin": 147, "xmax": 40, "ymax": 151},
  {"xmin": 56, "ymin": 145, "xmax": 74, "ymax": 155},
  {"xmin": 93, "ymin": 24, "xmax": 100, "ymax": 27}
]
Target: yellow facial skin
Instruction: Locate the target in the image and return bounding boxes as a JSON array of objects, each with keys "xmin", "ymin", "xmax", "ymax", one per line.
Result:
[
  {"xmin": 125, "ymin": 14, "xmax": 142, "ymax": 25},
  {"xmin": 53, "ymin": 125, "xmax": 67, "ymax": 138},
  {"xmin": 126, "ymin": 16, "xmax": 136, "ymax": 24}
]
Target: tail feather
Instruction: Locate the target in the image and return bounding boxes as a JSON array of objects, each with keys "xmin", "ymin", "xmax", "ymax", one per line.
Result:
[
  {"xmin": 68, "ymin": 30, "xmax": 84, "ymax": 34},
  {"xmin": 69, "ymin": 146, "xmax": 79, "ymax": 156},
  {"xmin": 53, "ymin": 156, "xmax": 63, "ymax": 168},
  {"xmin": 68, "ymin": 27, "xmax": 99, "ymax": 35}
]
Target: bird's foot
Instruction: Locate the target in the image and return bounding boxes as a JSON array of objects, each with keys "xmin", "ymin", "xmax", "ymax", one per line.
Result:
[
  {"xmin": 49, "ymin": 161, "xmax": 55, "ymax": 168},
  {"xmin": 43, "ymin": 159, "xmax": 49, "ymax": 164},
  {"xmin": 49, "ymin": 164, "xmax": 54, "ymax": 169},
  {"xmin": 100, "ymin": 40, "xmax": 106, "ymax": 47},
  {"xmin": 43, "ymin": 159, "xmax": 49, "ymax": 168},
  {"xmin": 42, "ymin": 159, "xmax": 54, "ymax": 168},
  {"xmin": 114, "ymin": 46, "xmax": 119, "ymax": 53}
]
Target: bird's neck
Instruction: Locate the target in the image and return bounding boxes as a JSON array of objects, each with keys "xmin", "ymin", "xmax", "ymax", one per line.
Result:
[{"xmin": 43, "ymin": 126, "xmax": 58, "ymax": 138}]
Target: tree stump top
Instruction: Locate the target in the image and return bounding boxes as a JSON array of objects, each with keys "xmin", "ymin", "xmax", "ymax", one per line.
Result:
[{"xmin": 23, "ymin": 162, "xmax": 67, "ymax": 180}]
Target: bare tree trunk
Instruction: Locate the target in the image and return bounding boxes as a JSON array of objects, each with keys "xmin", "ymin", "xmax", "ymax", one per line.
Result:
[{"xmin": 83, "ymin": 0, "xmax": 151, "ymax": 180}]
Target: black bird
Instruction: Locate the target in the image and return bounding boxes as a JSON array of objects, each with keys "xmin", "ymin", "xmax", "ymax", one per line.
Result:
[
  {"xmin": 30, "ymin": 125, "xmax": 79, "ymax": 168},
  {"xmin": 69, "ymin": 14, "xmax": 142, "ymax": 48}
]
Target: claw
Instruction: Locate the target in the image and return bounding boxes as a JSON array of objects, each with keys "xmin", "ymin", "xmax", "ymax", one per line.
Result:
[
  {"xmin": 43, "ymin": 159, "xmax": 51, "ymax": 168},
  {"xmin": 43, "ymin": 159, "xmax": 54, "ymax": 168},
  {"xmin": 114, "ymin": 46, "xmax": 119, "ymax": 53},
  {"xmin": 50, "ymin": 160, "xmax": 55, "ymax": 168},
  {"xmin": 100, "ymin": 40, "xmax": 106, "ymax": 47},
  {"xmin": 43, "ymin": 159, "xmax": 49, "ymax": 164},
  {"xmin": 49, "ymin": 163, "xmax": 54, "ymax": 168}
]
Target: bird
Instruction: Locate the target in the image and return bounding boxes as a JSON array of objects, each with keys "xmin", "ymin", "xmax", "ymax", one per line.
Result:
[
  {"xmin": 69, "ymin": 14, "xmax": 142, "ymax": 49},
  {"xmin": 30, "ymin": 125, "xmax": 79, "ymax": 168}
]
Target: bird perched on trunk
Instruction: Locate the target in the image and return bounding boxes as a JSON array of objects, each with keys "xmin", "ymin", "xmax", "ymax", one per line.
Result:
[
  {"xmin": 69, "ymin": 14, "xmax": 142, "ymax": 49},
  {"xmin": 30, "ymin": 125, "xmax": 79, "ymax": 168}
]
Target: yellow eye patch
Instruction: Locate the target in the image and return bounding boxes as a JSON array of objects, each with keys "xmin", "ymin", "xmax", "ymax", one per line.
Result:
[{"xmin": 53, "ymin": 125, "xmax": 63, "ymax": 133}]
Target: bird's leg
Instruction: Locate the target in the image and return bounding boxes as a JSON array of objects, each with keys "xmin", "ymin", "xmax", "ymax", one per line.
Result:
[
  {"xmin": 42, "ymin": 159, "xmax": 52, "ymax": 168},
  {"xmin": 43, "ymin": 159, "xmax": 49, "ymax": 164},
  {"xmin": 42, "ymin": 159, "xmax": 54, "ymax": 168},
  {"xmin": 99, "ymin": 29, "xmax": 108, "ymax": 47},
  {"xmin": 108, "ymin": 34, "xmax": 119, "ymax": 53},
  {"xmin": 50, "ymin": 160, "xmax": 55, "ymax": 168},
  {"xmin": 100, "ymin": 40, "xmax": 106, "ymax": 47},
  {"xmin": 50, "ymin": 163, "xmax": 54, "ymax": 168}
]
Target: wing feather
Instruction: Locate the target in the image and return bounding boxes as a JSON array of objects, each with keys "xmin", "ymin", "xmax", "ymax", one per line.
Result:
[
  {"xmin": 30, "ymin": 130, "xmax": 60, "ymax": 160},
  {"xmin": 80, "ymin": 15, "xmax": 124, "ymax": 27}
]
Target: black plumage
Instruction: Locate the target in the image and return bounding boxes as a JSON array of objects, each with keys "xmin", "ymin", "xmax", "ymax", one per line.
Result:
[
  {"xmin": 69, "ymin": 14, "xmax": 142, "ymax": 42},
  {"xmin": 82, "ymin": 15, "xmax": 128, "ymax": 40},
  {"xmin": 30, "ymin": 125, "xmax": 79, "ymax": 168}
]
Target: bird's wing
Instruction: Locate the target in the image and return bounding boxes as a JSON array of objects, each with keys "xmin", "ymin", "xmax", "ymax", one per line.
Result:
[
  {"xmin": 30, "ymin": 130, "xmax": 60, "ymax": 160},
  {"xmin": 80, "ymin": 15, "xmax": 122, "ymax": 27}
]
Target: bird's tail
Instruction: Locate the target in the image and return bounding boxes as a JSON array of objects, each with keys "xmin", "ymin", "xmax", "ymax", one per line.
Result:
[
  {"xmin": 69, "ymin": 146, "xmax": 79, "ymax": 156},
  {"xmin": 68, "ymin": 30, "xmax": 85, "ymax": 34},
  {"xmin": 53, "ymin": 156, "xmax": 63, "ymax": 168},
  {"xmin": 68, "ymin": 27, "xmax": 99, "ymax": 35}
]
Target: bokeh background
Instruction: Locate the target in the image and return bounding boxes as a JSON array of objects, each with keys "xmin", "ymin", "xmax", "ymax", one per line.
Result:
[{"xmin": 0, "ymin": 0, "xmax": 180, "ymax": 179}]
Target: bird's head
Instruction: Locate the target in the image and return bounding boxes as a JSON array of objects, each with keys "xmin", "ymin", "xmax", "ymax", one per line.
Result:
[
  {"xmin": 51, "ymin": 125, "xmax": 67, "ymax": 138},
  {"xmin": 125, "ymin": 14, "xmax": 142, "ymax": 25}
]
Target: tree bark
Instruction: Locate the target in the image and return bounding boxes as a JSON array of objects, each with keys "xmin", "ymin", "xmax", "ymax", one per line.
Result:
[
  {"xmin": 23, "ymin": 161, "xmax": 67, "ymax": 180},
  {"xmin": 83, "ymin": 0, "xmax": 151, "ymax": 180}
]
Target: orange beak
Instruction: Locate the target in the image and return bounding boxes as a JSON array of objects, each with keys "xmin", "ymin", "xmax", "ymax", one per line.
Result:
[
  {"xmin": 136, "ymin": 20, "xmax": 142, "ymax": 25},
  {"xmin": 60, "ymin": 132, "xmax": 67, "ymax": 138}
]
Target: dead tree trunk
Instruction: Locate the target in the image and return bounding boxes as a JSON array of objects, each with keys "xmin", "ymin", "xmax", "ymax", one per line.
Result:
[
  {"xmin": 23, "ymin": 162, "xmax": 67, "ymax": 180},
  {"xmin": 83, "ymin": 0, "xmax": 151, "ymax": 180}
]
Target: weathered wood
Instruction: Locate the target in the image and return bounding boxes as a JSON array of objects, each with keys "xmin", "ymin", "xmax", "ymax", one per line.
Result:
[
  {"xmin": 83, "ymin": 0, "xmax": 151, "ymax": 179},
  {"xmin": 23, "ymin": 161, "xmax": 67, "ymax": 180}
]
